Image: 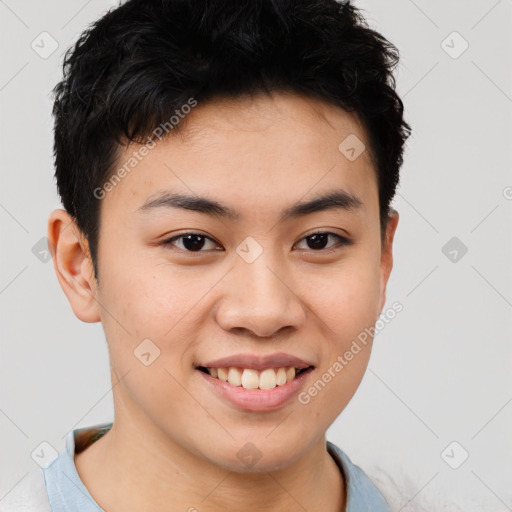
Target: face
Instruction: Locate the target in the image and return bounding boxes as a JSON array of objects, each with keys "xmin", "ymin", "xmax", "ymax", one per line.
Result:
[{"xmin": 49, "ymin": 91, "xmax": 398, "ymax": 473}]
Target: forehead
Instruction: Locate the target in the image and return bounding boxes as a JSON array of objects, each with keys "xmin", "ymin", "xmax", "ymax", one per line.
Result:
[
  {"xmin": 178, "ymin": 91, "xmax": 371, "ymax": 156},
  {"xmin": 103, "ymin": 91, "xmax": 378, "ymax": 223}
]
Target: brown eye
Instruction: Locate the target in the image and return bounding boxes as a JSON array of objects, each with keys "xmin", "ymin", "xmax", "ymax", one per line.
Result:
[
  {"xmin": 295, "ymin": 232, "xmax": 351, "ymax": 251},
  {"xmin": 161, "ymin": 233, "xmax": 221, "ymax": 252}
]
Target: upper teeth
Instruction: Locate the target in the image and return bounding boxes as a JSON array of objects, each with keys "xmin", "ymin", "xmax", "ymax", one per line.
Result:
[{"xmin": 208, "ymin": 366, "xmax": 300, "ymax": 389}]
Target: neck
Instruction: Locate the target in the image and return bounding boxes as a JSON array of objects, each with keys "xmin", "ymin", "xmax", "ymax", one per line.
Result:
[{"xmin": 74, "ymin": 416, "xmax": 345, "ymax": 512}]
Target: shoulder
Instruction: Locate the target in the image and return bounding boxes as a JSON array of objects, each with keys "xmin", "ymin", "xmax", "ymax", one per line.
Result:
[
  {"xmin": 0, "ymin": 467, "xmax": 52, "ymax": 512},
  {"xmin": 327, "ymin": 441, "xmax": 391, "ymax": 512}
]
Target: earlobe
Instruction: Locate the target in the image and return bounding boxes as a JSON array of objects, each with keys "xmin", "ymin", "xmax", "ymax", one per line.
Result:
[
  {"xmin": 47, "ymin": 209, "xmax": 101, "ymax": 323},
  {"xmin": 377, "ymin": 209, "xmax": 399, "ymax": 316}
]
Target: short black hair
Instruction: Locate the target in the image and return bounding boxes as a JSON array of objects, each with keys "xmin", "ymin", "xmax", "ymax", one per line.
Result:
[{"xmin": 52, "ymin": 0, "xmax": 411, "ymax": 280}]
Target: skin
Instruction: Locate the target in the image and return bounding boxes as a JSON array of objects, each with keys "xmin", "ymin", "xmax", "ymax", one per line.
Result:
[{"xmin": 48, "ymin": 90, "xmax": 398, "ymax": 512}]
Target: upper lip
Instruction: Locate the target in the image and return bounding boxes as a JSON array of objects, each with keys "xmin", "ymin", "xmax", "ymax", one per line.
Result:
[{"xmin": 197, "ymin": 352, "xmax": 315, "ymax": 371}]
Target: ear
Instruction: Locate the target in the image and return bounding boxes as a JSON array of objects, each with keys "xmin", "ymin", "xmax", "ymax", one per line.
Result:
[
  {"xmin": 377, "ymin": 208, "xmax": 399, "ymax": 317},
  {"xmin": 47, "ymin": 209, "xmax": 101, "ymax": 323}
]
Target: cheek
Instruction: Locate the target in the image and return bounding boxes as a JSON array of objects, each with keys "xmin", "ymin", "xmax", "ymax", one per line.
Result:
[
  {"xmin": 99, "ymin": 259, "xmax": 220, "ymax": 378},
  {"xmin": 307, "ymin": 254, "xmax": 382, "ymax": 338},
  {"xmin": 96, "ymin": 262, "xmax": 204, "ymax": 423},
  {"xmin": 297, "ymin": 265, "xmax": 380, "ymax": 425},
  {"xmin": 102, "ymin": 252, "xmax": 204, "ymax": 330}
]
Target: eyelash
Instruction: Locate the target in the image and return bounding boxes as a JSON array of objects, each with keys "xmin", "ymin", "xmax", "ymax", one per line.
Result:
[{"xmin": 160, "ymin": 231, "xmax": 351, "ymax": 254}]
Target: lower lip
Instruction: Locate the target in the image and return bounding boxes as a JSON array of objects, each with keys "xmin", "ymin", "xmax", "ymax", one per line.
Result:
[{"xmin": 196, "ymin": 368, "xmax": 314, "ymax": 412}]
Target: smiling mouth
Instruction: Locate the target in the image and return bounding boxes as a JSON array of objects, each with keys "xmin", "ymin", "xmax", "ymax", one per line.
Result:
[{"xmin": 196, "ymin": 365, "xmax": 314, "ymax": 390}]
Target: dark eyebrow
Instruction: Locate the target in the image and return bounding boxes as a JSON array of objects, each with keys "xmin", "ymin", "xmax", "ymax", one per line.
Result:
[{"xmin": 136, "ymin": 189, "xmax": 364, "ymax": 222}]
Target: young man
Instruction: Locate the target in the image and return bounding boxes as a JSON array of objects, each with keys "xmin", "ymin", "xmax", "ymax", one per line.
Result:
[{"xmin": 2, "ymin": 0, "xmax": 411, "ymax": 510}]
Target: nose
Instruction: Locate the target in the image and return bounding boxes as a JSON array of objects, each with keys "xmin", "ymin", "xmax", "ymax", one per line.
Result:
[{"xmin": 214, "ymin": 252, "xmax": 307, "ymax": 338}]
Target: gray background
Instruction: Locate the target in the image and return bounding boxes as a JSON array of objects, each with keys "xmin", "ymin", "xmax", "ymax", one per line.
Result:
[{"xmin": 1, "ymin": 1, "xmax": 511, "ymax": 510}]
